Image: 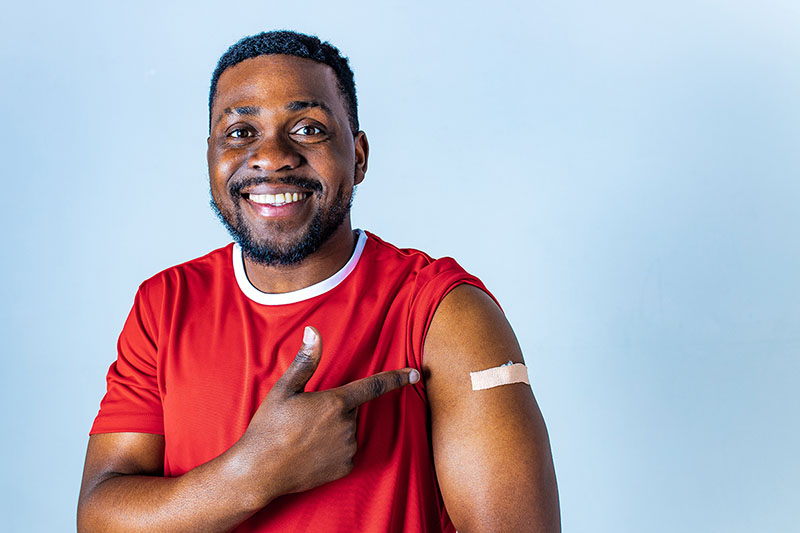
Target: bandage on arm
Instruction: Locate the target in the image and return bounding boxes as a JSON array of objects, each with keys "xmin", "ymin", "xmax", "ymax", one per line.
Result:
[
  {"xmin": 469, "ymin": 361, "xmax": 530, "ymax": 391},
  {"xmin": 424, "ymin": 284, "xmax": 560, "ymax": 531}
]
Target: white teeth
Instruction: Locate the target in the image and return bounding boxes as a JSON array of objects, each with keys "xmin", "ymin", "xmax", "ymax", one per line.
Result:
[{"xmin": 248, "ymin": 192, "xmax": 307, "ymax": 206}]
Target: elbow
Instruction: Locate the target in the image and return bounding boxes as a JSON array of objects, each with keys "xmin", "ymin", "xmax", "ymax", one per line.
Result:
[
  {"xmin": 449, "ymin": 473, "xmax": 561, "ymax": 533},
  {"xmin": 77, "ymin": 474, "xmax": 115, "ymax": 533},
  {"xmin": 76, "ymin": 495, "xmax": 95, "ymax": 533},
  {"xmin": 452, "ymin": 510, "xmax": 561, "ymax": 533},
  {"xmin": 77, "ymin": 487, "xmax": 107, "ymax": 533}
]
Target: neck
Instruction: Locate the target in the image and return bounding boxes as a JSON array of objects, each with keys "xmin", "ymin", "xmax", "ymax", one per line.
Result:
[{"xmin": 242, "ymin": 222, "xmax": 358, "ymax": 294}]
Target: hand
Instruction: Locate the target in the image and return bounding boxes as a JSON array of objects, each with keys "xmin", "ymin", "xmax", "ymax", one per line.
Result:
[{"xmin": 232, "ymin": 326, "xmax": 420, "ymax": 503}]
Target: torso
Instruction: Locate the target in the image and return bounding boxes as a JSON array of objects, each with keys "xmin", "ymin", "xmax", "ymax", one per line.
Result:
[{"xmin": 93, "ymin": 231, "xmax": 486, "ymax": 532}]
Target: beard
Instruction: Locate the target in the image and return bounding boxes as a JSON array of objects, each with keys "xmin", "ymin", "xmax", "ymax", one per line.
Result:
[{"xmin": 210, "ymin": 175, "xmax": 354, "ymax": 266}]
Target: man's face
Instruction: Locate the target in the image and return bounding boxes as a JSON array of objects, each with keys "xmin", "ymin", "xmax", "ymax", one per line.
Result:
[{"xmin": 208, "ymin": 54, "xmax": 367, "ymax": 265}]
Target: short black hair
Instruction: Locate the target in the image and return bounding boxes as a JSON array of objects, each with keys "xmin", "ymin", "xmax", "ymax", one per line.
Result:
[{"xmin": 209, "ymin": 30, "xmax": 359, "ymax": 134}]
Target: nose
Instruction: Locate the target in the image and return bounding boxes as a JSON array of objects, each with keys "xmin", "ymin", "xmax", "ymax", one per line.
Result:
[{"xmin": 248, "ymin": 134, "xmax": 302, "ymax": 172}]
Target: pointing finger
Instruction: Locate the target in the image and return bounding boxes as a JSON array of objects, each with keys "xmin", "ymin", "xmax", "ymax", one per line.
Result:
[
  {"xmin": 273, "ymin": 326, "xmax": 322, "ymax": 397},
  {"xmin": 336, "ymin": 368, "xmax": 420, "ymax": 409}
]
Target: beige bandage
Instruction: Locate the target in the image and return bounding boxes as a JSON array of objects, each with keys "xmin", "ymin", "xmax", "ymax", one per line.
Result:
[{"xmin": 470, "ymin": 361, "xmax": 530, "ymax": 391}]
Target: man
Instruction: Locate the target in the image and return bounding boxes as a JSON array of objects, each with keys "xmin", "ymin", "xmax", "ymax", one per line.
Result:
[{"xmin": 78, "ymin": 31, "xmax": 560, "ymax": 532}]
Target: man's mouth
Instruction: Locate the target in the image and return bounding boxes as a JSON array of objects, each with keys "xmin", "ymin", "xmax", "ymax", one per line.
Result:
[{"xmin": 244, "ymin": 192, "xmax": 309, "ymax": 207}]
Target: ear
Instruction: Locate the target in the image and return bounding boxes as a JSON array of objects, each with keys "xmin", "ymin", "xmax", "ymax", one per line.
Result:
[{"xmin": 353, "ymin": 131, "xmax": 369, "ymax": 185}]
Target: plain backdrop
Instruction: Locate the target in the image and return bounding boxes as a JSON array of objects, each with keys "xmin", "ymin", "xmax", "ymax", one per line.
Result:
[{"xmin": 1, "ymin": 1, "xmax": 798, "ymax": 531}]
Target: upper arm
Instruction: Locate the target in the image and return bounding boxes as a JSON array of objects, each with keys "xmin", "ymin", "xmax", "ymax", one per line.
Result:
[{"xmin": 423, "ymin": 284, "xmax": 560, "ymax": 532}]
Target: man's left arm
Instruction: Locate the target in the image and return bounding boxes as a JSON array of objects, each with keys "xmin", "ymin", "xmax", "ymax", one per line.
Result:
[{"xmin": 424, "ymin": 284, "xmax": 561, "ymax": 532}]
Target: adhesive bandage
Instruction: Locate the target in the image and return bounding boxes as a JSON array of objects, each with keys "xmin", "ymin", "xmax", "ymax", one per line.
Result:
[{"xmin": 469, "ymin": 361, "xmax": 530, "ymax": 391}]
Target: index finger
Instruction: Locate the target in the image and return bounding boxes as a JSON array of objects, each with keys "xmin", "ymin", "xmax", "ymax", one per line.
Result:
[{"xmin": 336, "ymin": 368, "xmax": 420, "ymax": 408}]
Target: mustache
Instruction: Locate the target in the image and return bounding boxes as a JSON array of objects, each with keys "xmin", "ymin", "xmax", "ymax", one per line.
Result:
[{"xmin": 229, "ymin": 175, "xmax": 323, "ymax": 196}]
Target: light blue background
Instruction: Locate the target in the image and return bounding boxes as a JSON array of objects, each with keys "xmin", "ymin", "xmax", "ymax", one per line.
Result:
[{"xmin": 2, "ymin": 1, "xmax": 798, "ymax": 531}]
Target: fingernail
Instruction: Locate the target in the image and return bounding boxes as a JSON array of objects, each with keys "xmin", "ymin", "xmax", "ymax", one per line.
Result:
[
  {"xmin": 409, "ymin": 369, "xmax": 420, "ymax": 384},
  {"xmin": 303, "ymin": 326, "xmax": 317, "ymax": 345}
]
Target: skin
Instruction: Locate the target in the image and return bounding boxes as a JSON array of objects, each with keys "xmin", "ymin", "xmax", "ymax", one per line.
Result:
[
  {"xmin": 78, "ymin": 54, "xmax": 560, "ymax": 532},
  {"xmin": 425, "ymin": 285, "xmax": 560, "ymax": 531}
]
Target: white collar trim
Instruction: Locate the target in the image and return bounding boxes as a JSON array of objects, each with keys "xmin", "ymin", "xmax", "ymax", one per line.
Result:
[{"xmin": 232, "ymin": 230, "xmax": 367, "ymax": 305}]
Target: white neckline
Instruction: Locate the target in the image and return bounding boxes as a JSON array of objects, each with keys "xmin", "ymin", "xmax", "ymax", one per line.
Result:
[{"xmin": 232, "ymin": 230, "xmax": 367, "ymax": 305}]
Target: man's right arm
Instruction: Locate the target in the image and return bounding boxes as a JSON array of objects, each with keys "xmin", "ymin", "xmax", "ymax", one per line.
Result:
[
  {"xmin": 77, "ymin": 326, "xmax": 419, "ymax": 532},
  {"xmin": 78, "ymin": 431, "xmax": 262, "ymax": 532}
]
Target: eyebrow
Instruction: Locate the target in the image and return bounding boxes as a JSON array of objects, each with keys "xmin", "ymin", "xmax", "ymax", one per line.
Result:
[
  {"xmin": 215, "ymin": 106, "xmax": 260, "ymax": 126},
  {"xmin": 214, "ymin": 101, "xmax": 333, "ymax": 127},
  {"xmin": 286, "ymin": 100, "xmax": 333, "ymax": 114},
  {"xmin": 228, "ymin": 105, "xmax": 260, "ymax": 116}
]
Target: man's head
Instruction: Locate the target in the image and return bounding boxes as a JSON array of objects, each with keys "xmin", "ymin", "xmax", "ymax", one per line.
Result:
[
  {"xmin": 209, "ymin": 31, "xmax": 359, "ymax": 135},
  {"xmin": 207, "ymin": 31, "xmax": 368, "ymax": 267}
]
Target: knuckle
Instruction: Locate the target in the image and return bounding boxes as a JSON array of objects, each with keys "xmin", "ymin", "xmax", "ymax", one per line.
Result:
[
  {"xmin": 367, "ymin": 377, "xmax": 386, "ymax": 399},
  {"xmin": 389, "ymin": 371, "xmax": 404, "ymax": 389},
  {"xmin": 331, "ymin": 394, "xmax": 347, "ymax": 411},
  {"xmin": 341, "ymin": 457, "xmax": 355, "ymax": 476},
  {"xmin": 294, "ymin": 347, "xmax": 315, "ymax": 365}
]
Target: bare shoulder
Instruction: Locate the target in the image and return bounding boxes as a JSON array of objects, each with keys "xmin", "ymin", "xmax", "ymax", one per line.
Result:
[
  {"xmin": 423, "ymin": 283, "xmax": 561, "ymax": 532},
  {"xmin": 423, "ymin": 283, "xmax": 523, "ymax": 379},
  {"xmin": 423, "ymin": 283, "xmax": 534, "ymax": 436}
]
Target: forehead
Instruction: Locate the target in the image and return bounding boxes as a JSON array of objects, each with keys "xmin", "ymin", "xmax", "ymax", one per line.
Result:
[{"xmin": 212, "ymin": 55, "xmax": 346, "ymax": 120}]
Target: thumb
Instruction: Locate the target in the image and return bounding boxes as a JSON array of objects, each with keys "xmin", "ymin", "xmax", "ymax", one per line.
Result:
[{"xmin": 273, "ymin": 326, "xmax": 322, "ymax": 396}]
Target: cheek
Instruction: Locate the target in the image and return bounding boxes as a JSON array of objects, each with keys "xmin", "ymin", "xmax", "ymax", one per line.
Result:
[
  {"xmin": 214, "ymin": 151, "xmax": 238, "ymax": 172},
  {"xmin": 311, "ymin": 150, "xmax": 356, "ymax": 182},
  {"xmin": 209, "ymin": 152, "xmax": 241, "ymax": 187}
]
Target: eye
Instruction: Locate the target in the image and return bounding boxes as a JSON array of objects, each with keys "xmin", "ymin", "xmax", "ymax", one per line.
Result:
[
  {"xmin": 228, "ymin": 128, "xmax": 254, "ymax": 139},
  {"xmin": 290, "ymin": 123, "xmax": 328, "ymax": 143},
  {"xmin": 294, "ymin": 125, "xmax": 324, "ymax": 136}
]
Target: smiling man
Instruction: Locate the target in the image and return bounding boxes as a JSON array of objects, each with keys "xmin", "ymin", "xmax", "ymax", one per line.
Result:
[{"xmin": 78, "ymin": 31, "xmax": 560, "ymax": 532}]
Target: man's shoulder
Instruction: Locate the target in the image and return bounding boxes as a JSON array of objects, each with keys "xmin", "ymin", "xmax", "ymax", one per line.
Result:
[
  {"xmin": 364, "ymin": 231, "xmax": 435, "ymax": 261},
  {"xmin": 363, "ymin": 231, "xmax": 471, "ymax": 282},
  {"xmin": 137, "ymin": 243, "xmax": 235, "ymax": 295}
]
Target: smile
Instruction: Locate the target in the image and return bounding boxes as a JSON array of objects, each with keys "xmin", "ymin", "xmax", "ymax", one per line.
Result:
[{"xmin": 245, "ymin": 192, "xmax": 309, "ymax": 207}]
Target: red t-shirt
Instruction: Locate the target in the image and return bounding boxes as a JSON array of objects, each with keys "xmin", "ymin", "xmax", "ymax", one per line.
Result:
[{"xmin": 91, "ymin": 230, "xmax": 489, "ymax": 532}]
